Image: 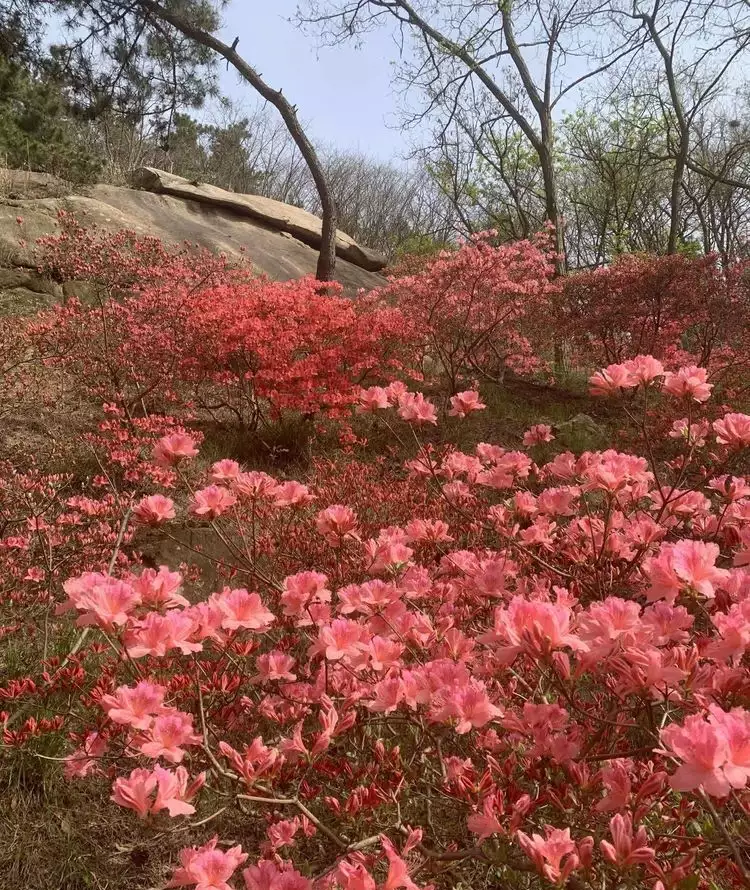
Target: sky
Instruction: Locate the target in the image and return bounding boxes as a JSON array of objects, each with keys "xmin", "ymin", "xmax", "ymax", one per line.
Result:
[{"xmin": 217, "ymin": 1, "xmax": 407, "ymax": 161}]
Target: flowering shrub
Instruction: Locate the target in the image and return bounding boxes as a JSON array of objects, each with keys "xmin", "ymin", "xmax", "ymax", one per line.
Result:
[
  {"xmin": 0, "ymin": 312, "xmax": 45, "ymax": 425},
  {"xmin": 33, "ymin": 221, "xmax": 412, "ymax": 429},
  {"xmin": 4, "ymin": 352, "xmax": 750, "ymax": 889},
  {"xmin": 380, "ymin": 231, "xmax": 559, "ymax": 392},
  {"xmin": 37, "ymin": 211, "xmax": 239, "ymax": 294},
  {"xmin": 4, "ymin": 217, "xmax": 750, "ymax": 887},
  {"xmin": 562, "ymin": 253, "xmax": 750, "ymax": 380}
]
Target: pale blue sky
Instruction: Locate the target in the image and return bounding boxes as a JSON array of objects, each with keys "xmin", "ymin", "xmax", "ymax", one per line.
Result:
[{"xmin": 217, "ymin": 1, "xmax": 406, "ymax": 160}]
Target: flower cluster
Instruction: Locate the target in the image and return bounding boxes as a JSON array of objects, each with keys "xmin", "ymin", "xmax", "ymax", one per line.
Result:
[
  {"xmin": 2, "ymin": 223, "xmax": 750, "ymax": 890},
  {"xmin": 2, "ymin": 356, "xmax": 742, "ymax": 889}
]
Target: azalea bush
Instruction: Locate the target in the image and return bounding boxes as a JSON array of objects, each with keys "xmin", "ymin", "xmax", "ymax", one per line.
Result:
[
  {"xmin": 33, "ymin": 219, "xmax": 413, "ymax": 429},
  {"xmin": 3, "ymin": 220, "xmax": 750, "ymax": 888},
  {"xmin": 562, "ymin": 253, "xmax": 750, "ymax": 382},
  {"xmin": 380, "ymin": 231, "xmax": 559, "ymax": 393},
  {"xmin": 0, "ymin": 311, "xmax": 45, "ymax": 426},
  {"xmin": 3, "ymin": 356, "xmax": 750, "ymax": 889}
]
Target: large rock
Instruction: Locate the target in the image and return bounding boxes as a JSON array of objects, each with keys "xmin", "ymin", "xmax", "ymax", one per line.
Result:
[
  {"xmin": 0, "ymin": 169, "xmax": 387, "ymax": 294},
  {"xmin": 555, "ymin": 413, "xmax": 608, "ymax": 452},
  {"xmin": 130, "ymin": 167, "xmax": 387, "ymax": 272}
]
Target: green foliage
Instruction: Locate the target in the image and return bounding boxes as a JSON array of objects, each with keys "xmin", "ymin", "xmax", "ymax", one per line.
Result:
[
  {"xmin": 393, "ymin": 232, "xmax": 447, "ymax": 260},
  {"xmin": 46, "ymin": 0, "xmax": 221, "ymax": 136},
  {"xmin": 165, "ymin": 111, "xmax": 266, "ymax": 194},
  {"xmin": 0, "ymin": 57, "xmax": 101, "ymax": 182}
]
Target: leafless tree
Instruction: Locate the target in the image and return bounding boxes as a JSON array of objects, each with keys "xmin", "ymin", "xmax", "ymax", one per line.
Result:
[
  {"xmin": 134, "ymin": 0, "xmax": 338, "ymax": 280},
  {"xmin": 683, "ymin": 107, "xmax": 750, "ymax": 258},
  {"xmin": 299, "ymin": 0, "xmax": 644, "ymax": 271},
  {"xmin": 30, "ymin": 0, "xmax": 339, "ymax": 280},
  {"xmin": 610, "ymin": 0, "xmax": 750, "ymax": 253}
]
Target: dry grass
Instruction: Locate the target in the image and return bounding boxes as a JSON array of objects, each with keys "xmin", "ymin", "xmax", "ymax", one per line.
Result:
[{"xmin": 0, "ymin": 760, "xmax": 259, "ymax": 890}]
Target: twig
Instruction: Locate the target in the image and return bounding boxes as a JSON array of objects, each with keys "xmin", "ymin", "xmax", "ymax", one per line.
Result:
[
  {"xmin": 699, "ymin": 790, "xmax": 750, "ymax": 886},
  {"xmin": 236, "ymin": 793, "xmax": 348, "ymax": 849},
  {"xmin": 196, "ymin": 681, "xmax": 237, "ymax": 781}
]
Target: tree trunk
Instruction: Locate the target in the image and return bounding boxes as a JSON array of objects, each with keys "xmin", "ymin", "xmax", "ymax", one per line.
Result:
[
  {"xmin": 139, "ymin": 0, "xmax": 338, "ymax": 281},
  {"xmin": 539, "ymin": 137, "xmax": 565, "ymax": 274},
  {"xmin": 667, "ymin": 134, "xmax": 689, "ymax": 254}
]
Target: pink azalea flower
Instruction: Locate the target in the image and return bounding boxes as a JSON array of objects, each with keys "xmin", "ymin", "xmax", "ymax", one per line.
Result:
[
  {"xmin": 660, "ymin": 713, "xmax": 731, "ymax": 796},
  {"xmin": 386, "ymin": 380, "xmax": 408, "ymax": 402},
  {"xmin": 589, "ymin": 363, "xmax": 635, "ymax": 395},
  {"xmin": 213, "ymin": 587, "xmax": 275, "ymax": 632},
  {"xmin": 623, "ymin": 354, "xmax": 665, "ymax": 385},
  {"xmin": 125, "ymin": 610, "xmax": 202, "ymax": 658},
  {"xmin": 335, "ymin": 862, "xmax": 377, "ymax": 890},
  {"xmin": 190, "ymin": 485, "xmax": 237, "ymax": 519},
  {"xmin": 315, "ymin": 504, "xmax": 359, "ymax": 544},
  {"xmin": 272, "ymin": 480, "xmax": 313, "ymax": 507},
  {"xmin": 310, "ymin": 619, "xmax": 370, "ymax": 662},
  {"xmin": 449, "ymin": 390, "xmax": 487, "ymax": 418},
  {"xmin": 404, "ymin": 518, "xmax": 453, "ymax": 543},
  {"xmin": 542, "ymin": 450, "xmax": 577, "ymax": 479},
  {"xmin": 663, "ymin": 365, "xmax": 713, "ymax": 402},
  {"xmin": 253, "ymin": 650, "xmax": 297, "ymax": 683},
  {"xmin": 480, "ymin": 595, "xmax": 583, "ymax": 661},
  {"xmin": 670, "ymin": 540, "xmax": 729, "ymax": 598},
  {"xmin": 709, "ymin": 600, "xmax": 750, "ymax": 663},
  {"xmin": 64, "ymin": 732, "xmax": 108, "ymax": 779},
  {"xmin": 111, "ymin": 767, "xmax": 158, "ymax": 818},
  {"xmin": 669, "ymin": 417, "xmax": 709, "ymax": 448},
  {"xmin": 467, "ymin": 796, "xmax": 504, "ymax": 840},
  {"xmin": 669, "ymin": 417, "xmax": 710, "ymax": 447},
  {"xmin": 713, "ymin": 412, "xmax": 750, "ymax": 448},
  {"xmin": 233, "ymin": 471, "xmax": 278, "ymax": 500},
  {"xmin": 358, "ymin": 385, "xmax": 391, "ymax": 412},
  {"xmin": 600, "ymin": 814, "xmax": 655, "ymax": 866},
  {"xmin": 433, "ymin": 679, "xmax": 502, "ymax": 733},
  {"xmin": 210, "ymin": 459, "xmax": 241, "ymax": 484},
  {"xmin": 219, "ymin": 737, "xmax": 281, "ymax": 785},
  {"xmin": 183, "ymin": 600, "xmax": 226, "ymax": 643},
  {"xmin": 523, "ymin": 423, "xmax": 555, "ymax": 446},
  {"xmin": 594, "ymin": 760, "xmax": 632, "ymax": 812},
  {"xmin": 153, "ymin": 433, "xmax": 199, "ymax": 467},
  {"xmin": 380, "ymin": 835, "xmax": 421, "ymax": 890},
  {"xmin": 266, "ymin": 817, "xmax": 301, "ymax": 850},
  {"xmin": 58, "ymin": 572, "xmax": 141, "ymax": 630},
  {"xmin": 152, "ymin": 765, "xmax": 206, "ymax": 817},
  {"xmin": 641, "ymin": 602, "xmax": 693, "ymax": 646},
  {"xmin": 398, "ymin": 392, "xmax": 438, "ymax": 425},
  {"xmin": 735, "ymin": 528, "xmax": 750, "ymax": 568},
  {"xmin": 169, "ymin": 836, "xmax": 248, "ymax": 890},
  {"xmin": 101, "ymin": 680, "xmax": 168, "ymax": 729},
  {"xmin": 708, "ymin": 475, "xmax": 750, "ymax": 501},
  {"xmin": 576, "ymin": 596, "xmax": 644, "ymax": 660},
  {"xmin": 536, "ymin": 486, "xmax": 580, "ymax": 516},
  {"xmin": 243, "ymin": 860, "xmax": 312, "ymax": 890},
  {"xmin": 131, "ymin": 566, "xmax": 188, "ymax": 609},
  {"xmin": 517, "ymin": 826, "xmax": 579, "ymax": 883},
  {"xmin": 645, "ymin": 540, "xmax": 729, "ymax": 603},
  {"xmin": 277, "ymin": 722, "xmax": 309, "ymax": 762},
  {"xmin": 363, "ymin": 635, "xmax": 405, "ymax": 672},
  {"xmin": 364, "ymin": 537, "xmax": 415, "ymax": 574},
  {"xmin": 280, "ymin": 571, "xmax": 331, "ymax": 620},
  {"xmin": 708, "ymin": 705, "xmax": 750, "ymax": 789},
  {"xmin": 133, "ymin": 494, "xmax": 176, "ymax": 525},
  {"xmin": 137, "ymin": 710, "xmax": 202, "ymax": 763}
]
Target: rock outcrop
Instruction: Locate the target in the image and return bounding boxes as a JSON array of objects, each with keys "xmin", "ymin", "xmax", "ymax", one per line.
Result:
[
  {"xmin": 129, "ymin": 167, "xmax": 387, "ymax": 272},
  {"xmin": 0, "ymin": 168, "xmax": 387, "ymax": 312}
]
